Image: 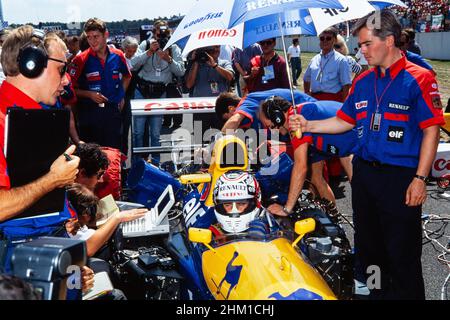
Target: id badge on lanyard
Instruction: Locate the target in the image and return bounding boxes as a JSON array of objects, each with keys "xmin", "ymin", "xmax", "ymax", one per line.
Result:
[
  {"xmin": 155, "ymin": 68, "xmax": 162, "ymax": 78},
  {"xmin": 371, "ymin": 111, "xmax": 382, "ymax": 132}
]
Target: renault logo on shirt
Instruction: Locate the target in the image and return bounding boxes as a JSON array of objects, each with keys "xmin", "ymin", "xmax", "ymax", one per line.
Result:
[
  {"xmin": 388, "ymin": 103, "xmax": 410, "ymax": 111},
  {"xmin": 387, "ymin": 126, "xmax": 405, "ymax": 143}
]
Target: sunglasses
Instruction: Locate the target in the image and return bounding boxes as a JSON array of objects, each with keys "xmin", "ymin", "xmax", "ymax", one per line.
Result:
[
  {"xmin": 334, "ymin": 44, "xmax": 342, "ymax": 49},
  {"xmin": 320, "ymin": 36, "xmax": 333, "ymax": 42},
  {"xmin": 259, "ymin": 40, "xmax": 274, "ymax": 46},
  {"xmin": 48, "ymin": 57, "xmax": 68, "ymax": 78}
]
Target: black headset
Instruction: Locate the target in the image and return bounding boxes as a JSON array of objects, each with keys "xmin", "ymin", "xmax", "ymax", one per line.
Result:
[
  {"xmin": 263, "ymin": 96, "xmax": 290, "ymax": 128},
  {"xmin": 17, "ymin": 29, "xmax": 49, "ymax": 79}
]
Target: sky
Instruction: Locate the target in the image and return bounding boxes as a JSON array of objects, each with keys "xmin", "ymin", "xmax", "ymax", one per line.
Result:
[{"xmin": 1, "ymin": 0, "xmax": 199, "ymax": 24}]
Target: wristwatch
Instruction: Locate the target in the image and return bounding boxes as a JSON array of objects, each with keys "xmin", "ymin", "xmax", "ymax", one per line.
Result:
[
  {"xmin": 283, "ymin": 206, "xmax": 292, "ymax": 215},
  {"xmin": 414, "ymin": 174, "xmax": 429, "ymax": 183},
  {"xmin": 213, "ymin": 63, "xmax": 219, "ymax": 69}
]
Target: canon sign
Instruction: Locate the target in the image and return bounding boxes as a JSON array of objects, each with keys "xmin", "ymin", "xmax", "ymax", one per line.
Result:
[
  {"xmin": 144, "ymin": 101, "xmax": 214, "ymax": 111},
  {"xmin": 198, "ymin": 29, "xmax": 237, "ymax": 40},
  {"xmin": 434, "ymin": 158, "xmax": 450, "ymax": 172}
]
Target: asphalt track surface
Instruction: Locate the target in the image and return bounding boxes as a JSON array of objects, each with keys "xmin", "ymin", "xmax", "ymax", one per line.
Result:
[
  {"xmin": 145, "ymin": 115, "xmax": 450, "ymax": 300},
  {"xmin": 332, "ymin": 178, "xmax": 449, "ymax": 301}
]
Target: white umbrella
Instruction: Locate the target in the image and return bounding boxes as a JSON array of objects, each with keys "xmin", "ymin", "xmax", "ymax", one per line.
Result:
[{"xmin": 164, "ymin": 0, "xmax": 344, "ymax": 51}]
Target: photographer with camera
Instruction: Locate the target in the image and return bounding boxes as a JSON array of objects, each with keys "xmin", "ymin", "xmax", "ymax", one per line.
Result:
[
  {"xmin": 131, "ymin": 20, "xmax": 185, "ymax": 165},
  {"xmin": 186, "ymin": 46, "xmax": 234, "ymax": 138}
]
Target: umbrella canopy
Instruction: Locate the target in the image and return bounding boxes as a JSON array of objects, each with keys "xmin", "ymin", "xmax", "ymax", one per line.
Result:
[
  {"xmin": 164, "ymin": 0, "xmax": 344, "ymax": 51},
  {"xmin": 173, "ymin": 0, "xmax": 406, "ymax": 57},
  {"xmin": 297, "ymin": 0, "xmax": 406, "ymax": 36}
]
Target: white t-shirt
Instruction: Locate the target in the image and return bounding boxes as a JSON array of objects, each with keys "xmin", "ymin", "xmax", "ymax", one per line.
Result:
[
  {"xmin": 288, "ymin": 45, "xmax": 301, "ymax": 58},
  {"xmin": 69, "ymin": 225, "xmax": 96, "ymax": 241},
  {"xmin": 355, "ymin": 49, "xmax": 368, "ymax": 66},
  {"xmin": 219, "ymin": 45, "xmax": 234, "ymax": 63}
]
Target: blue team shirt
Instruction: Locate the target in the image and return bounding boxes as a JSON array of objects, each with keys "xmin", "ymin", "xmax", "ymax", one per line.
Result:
[
  {"xmin": 405, "ymin": 51, "xmax": 433, "ymax": 72},
  {"xmin": 289, "ymin": 101, "xmax": 357, "ymax": 159},
  {"xmin": 69, "ymin": 46, "xmax": 131, "ymax": 105},
  {"xmin": 337, "ymin": 56, "xmax": 444, "ymax": 168}
]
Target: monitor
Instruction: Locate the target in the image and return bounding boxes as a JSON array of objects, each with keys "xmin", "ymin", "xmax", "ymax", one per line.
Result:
[{"xmin": 153, "ymin": 185, "xmax": 175, "ymax": 226}]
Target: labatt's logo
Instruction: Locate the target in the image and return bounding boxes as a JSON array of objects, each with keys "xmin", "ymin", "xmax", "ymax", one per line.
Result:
[
  {"xmin": 198, "ymin": 29, "xmax": 237, "ymax": 40},
  {"xmin": 434, "ymin": 158, "xmax": 450, "ymax": 172}
]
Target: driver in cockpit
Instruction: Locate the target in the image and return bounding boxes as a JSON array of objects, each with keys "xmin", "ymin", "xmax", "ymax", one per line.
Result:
[{"xmin": 210, "ymin": 170, "xmax": 275, "ymax": 237}]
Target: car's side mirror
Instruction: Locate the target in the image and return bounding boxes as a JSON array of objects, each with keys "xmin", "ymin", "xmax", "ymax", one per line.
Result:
[
  {"xmin": 292, "ymin": 218, "xmax": 316, "ymax": 248},
  {"xmin": 188, "ymin": 228, "xmax": 216, "ymax": 253},
  {"xmin": 179, "ymin": 174, "xmax": 212, "ymax": 185}
]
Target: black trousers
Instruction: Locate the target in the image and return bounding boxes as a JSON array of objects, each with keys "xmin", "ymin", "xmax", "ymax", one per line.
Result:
[
  {"xmin": 77, "ymin": 103, "xmax": 123, "ymax": 150},
  {"xmin": 121, "ymin": 98, "xmax": 132, "ymax": 155},
  {"xmin": 352, "ymin": 158, "xmax": 425, "ymax": 300}
]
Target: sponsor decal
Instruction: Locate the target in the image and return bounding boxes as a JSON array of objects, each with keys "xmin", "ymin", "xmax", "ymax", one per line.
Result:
[
  {"xmin": 388, "ymin": 103, "xmax": 410, "ymax": 111},
  {"xmin": 327, "ymin": 144, "xmax": 339, "ymax": 156},
  {"xmin": 387, "ymin": 126, "xmax": 405, "ymax": 143},
  {"xmin": 357, "ymin": 126, "xmax": 364, "ymax": 139},
  {"xmin": 246, "ymin": 0, "xmax": 295, "ymax": 11},
  {"xmin": 183, "ymin": 12, "xmax": 224, "ymax": 30},
  {"xmin": 269, "ymin": 288, "xmax": 324, "ymax": 300},
  {"xmin": 355, "ymin": 101, "xmax": 368, "ymax": 110},
  {"xmin": 198, "ymin": 29, "xmax": 237, "ymax": 40},
  {"xmin": 432, "ymin": 95, "xmax": 443, "ymax": 109},
  {"xmin": 86, "ymin": 71, "xmax": 101, "ymax": 81},
  {"xmin": 144, "ymin": 101, "xmax": 215, "ymax": 111},
  {"xmin": 434, "ymin": 159, "xmax": 450, "ymax": 171},
  {"xmin": 215, "ymin": 251, "xmax": 243, "ymax": 300},
  {"xmin": 86, "ymin": 71, "xmax": 100, "ymax": 77},
  {"xmin": 432, "ymin": 83, "xmax": 439, "ymax": 90}
]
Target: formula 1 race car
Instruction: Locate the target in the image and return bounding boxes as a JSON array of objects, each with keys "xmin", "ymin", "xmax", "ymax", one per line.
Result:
[{"xmin": 109, "ymin": 135, "xmax": 354, "ymax": 300}]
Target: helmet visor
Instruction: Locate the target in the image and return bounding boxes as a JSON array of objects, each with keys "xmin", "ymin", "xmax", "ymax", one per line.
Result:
[{"xmin": 215, "ymin": 199, "xmax": 257, "ymax": 216}]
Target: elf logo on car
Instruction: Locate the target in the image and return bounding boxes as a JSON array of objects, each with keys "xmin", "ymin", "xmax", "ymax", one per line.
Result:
[{"xmin": 184, "ymin": 198, "xmax": 206, "ymax": 227}]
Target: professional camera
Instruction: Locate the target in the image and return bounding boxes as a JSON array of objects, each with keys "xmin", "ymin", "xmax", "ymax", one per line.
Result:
[
  {"xmin": 11, "ymin": 237, "xmax": 87, "ymax": 300},
  {"xmin": 195, "ymin": 49, "xmax": 210, "ymax": 64},
  {"xmin": 157, "ymin": 25, "xmax": 170, "ymax": 49}
]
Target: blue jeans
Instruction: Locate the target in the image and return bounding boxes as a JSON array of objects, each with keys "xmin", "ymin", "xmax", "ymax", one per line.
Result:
[{"xmin": 132, "ymin": 89, "xmax": 163, "ymax": 164}]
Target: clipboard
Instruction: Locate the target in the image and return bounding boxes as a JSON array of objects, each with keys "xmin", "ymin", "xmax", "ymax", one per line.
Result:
[{"xmin": 4, "ymin": 107, "xmax": 70, "ymax": 219}]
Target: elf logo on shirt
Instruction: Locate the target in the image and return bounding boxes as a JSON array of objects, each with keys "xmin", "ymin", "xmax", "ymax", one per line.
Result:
[
  {"xmin": 387, "ymin": 126, "xmax": 405, "ymax": 143},
  {"xmin": 355, "ymin": 101, "xmax": 368, "ymax": 110}
]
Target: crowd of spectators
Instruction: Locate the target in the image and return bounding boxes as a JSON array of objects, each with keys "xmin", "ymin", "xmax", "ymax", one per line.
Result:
[
  {"xmin": 335, "ymin": 1, "xmax": 450, "ymax": 33},
  {"xmin": 393, "ymin": 0, "xmax": 450, "ymax": 31}
]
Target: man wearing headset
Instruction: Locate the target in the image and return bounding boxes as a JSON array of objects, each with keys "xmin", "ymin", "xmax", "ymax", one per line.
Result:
[
  {"xmin": 259, "ymin": 97, "xmax": 357, "ymax": 216},
  {"xmin": 0, "ymin": 26, "xmax": 80, "ymax": 272},
  {"xmin": 216, "ymin": 88, "xmax": 316, "ymax": 133}
]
